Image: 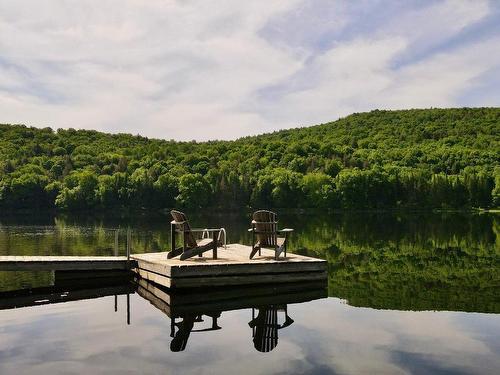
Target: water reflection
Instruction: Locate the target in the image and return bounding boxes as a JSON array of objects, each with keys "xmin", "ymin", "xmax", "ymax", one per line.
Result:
[
  {"xmin": 166, "ymin": 305, "xmax": 296, "ymax": 353},
  {"xmin": 0, "ymin": 212, "xmax": 499, "ymax": 373},
  {"xmin": 249, "ymin": 306, "xmax": 294, "ymax": 353},
  {"xmin": 136, "ymin": 278, "xmax": 326, "ymax": 353},
  {"xmin": 170, "ymin": 314, "xmax": 221, "ymax": 352},
  {"xmin": 1, "ymin": 211, "xmax": 498, "ymax": 314},
  {"xmin": 0, "ymin": 279, "xmax": 498, "ymax": 374},
  {"xmin": 0, "ymin": 273, "xmax": 326, "ymax": 354}
]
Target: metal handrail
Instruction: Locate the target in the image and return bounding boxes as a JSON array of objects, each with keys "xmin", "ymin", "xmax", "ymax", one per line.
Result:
[{"xmin": 201, "ymin": 227, "xmax": 227, "ymax": 248}]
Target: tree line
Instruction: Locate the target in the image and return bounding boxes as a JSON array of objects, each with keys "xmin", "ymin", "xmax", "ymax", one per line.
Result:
[{"xmin": 0, "ymin": 108, "xmax": 499, "ymax": 211}]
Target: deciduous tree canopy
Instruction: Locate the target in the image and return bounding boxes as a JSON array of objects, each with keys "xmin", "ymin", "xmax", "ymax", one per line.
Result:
[{"xmin": 0, "ymin": 108, "xmax": 498, "ymax": 210}]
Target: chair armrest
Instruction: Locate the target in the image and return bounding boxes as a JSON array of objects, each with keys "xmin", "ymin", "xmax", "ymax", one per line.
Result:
[
  {"xmin": 278, "ymin": 228, "xmax": 294, "ymax": 233},
  {"xmin": 190, "ymin": 228, "xmax": 223, "ymax": 232},
  {"xmin": 248, "ymin": 228, "xmax": 255, "ymax": 232},
  {"xmin": 252, "ymin": 220, "xmax": 279, "ymax": 224},
  {"xmin": 171, "ymin": 220, "xmax": 187, "ymax": 225}
]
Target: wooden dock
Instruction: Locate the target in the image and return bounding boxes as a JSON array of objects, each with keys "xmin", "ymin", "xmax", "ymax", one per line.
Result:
[
  {"xmin": 0, "ymin": 256, "xmax": 135, "ymax": 271},
  {"xmin": 0, "ymin": 244, "xmax": 327, "ymax": 289},
  {"xmin": 132, "ymin": 243, "xmax": 327, "ymax": 289}
]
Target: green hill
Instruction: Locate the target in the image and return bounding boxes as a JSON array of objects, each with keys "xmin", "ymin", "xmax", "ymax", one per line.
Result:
[{"xmin": 0, "ymin": 107, "xmax": 499, "ymax": 210}]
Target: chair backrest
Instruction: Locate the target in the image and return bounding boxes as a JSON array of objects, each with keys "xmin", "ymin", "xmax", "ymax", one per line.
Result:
[
  {"xmin": 252, "ymin": 210, "xmax": 278, "ymax": 247},
  {"xmin": 171, "ymin": 210, "xmax": 197, "ymax": 248}
]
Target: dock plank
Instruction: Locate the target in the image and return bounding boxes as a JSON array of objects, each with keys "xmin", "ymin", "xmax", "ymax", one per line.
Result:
[
  {"xmin": 135, "ymin": 266, "xmax": 326, "ymax": 288},
  {"xmin": 0, "ymin": 256, "xmax": 134, "ymax": 271}
]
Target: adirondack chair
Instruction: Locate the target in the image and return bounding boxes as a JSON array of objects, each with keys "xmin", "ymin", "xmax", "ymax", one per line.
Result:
[
  {"xmin": 248, "ymin": 305, "xmax": 294, "ymax": 353},
  {"xmin": 248, "ymin": 210, "xmax": 293, "ymax": 260},
  {"xmin": 168, "ymin": 210, "xmax": 226, "ymax": 260}
]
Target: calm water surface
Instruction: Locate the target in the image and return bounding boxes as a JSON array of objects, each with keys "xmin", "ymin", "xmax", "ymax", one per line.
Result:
[{"xmin": 0, "ymin": 211, "xmax": 499, "ymax": 374}]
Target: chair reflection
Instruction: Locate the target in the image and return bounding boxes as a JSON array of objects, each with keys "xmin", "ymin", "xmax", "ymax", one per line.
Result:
[
  {"xmin": 0, "ymin": 273, "xmax": 326, "ymax": 353},
  {"xmin": 170, "ymin": 313, "xmax": 222, "ymax": 352},
  {"xmin": 168, "ymin": 305, "xmax": 295, "ymax": 353},
  {"xmin": 249, "ymin": 305, "xmax": 294, "ymax": 352}
]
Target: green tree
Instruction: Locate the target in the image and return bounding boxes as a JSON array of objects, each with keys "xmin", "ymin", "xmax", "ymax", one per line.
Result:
[
  {"xmin": 176, "ymin": 173, "xmax": 211, "ymax": 208},
  {"xmin": 55, "ymin": 170, "xmax": 99, "ymax": 209},
  {"xmin": 302, "ymin": 172, "xmax": 337, "ymax": 207}
]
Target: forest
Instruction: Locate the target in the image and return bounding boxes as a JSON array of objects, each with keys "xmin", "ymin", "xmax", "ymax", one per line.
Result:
[{"xmin": 0, "ymin": 107, "xmax": 499, "ymax": 211}]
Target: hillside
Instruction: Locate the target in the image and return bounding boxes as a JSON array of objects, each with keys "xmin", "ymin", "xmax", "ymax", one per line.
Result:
[{"xmin": 0, "ymin": 108, "xmax": 499, "ymax": 210}]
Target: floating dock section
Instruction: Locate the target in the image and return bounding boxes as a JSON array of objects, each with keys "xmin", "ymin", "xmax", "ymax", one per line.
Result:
[{"xmin": 131, "ymin": 244, "xmax": 327, "ymax": 289}]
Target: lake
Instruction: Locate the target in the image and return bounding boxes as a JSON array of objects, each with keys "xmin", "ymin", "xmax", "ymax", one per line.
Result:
[{"xmin": 0, "ymin": 211, "xmax": 499, "ymax": 374}]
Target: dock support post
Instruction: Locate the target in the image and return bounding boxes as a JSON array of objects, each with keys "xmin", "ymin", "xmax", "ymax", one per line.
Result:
[
  {"xmin": 127, "ymin": 293, "xmax": 130, "ymax": 325},
  {"xmin": 126, "ymin": 228, "xmax": 131, "ymax": 269},
  {"xmin": 213, "ymin": 230, "xmax": 218, "ymax": 259},
  {"xmin": 114, "ymin": 230, "xmax": 119, "ymax": 257}
]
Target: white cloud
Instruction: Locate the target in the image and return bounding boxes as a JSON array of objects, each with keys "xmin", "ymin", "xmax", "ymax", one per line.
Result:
[
  {"xmin": 0, "ymin": 0, "xmax": 497, "ymax": 140},
  {"xmin": 252, "ymin": 0, "xmax": 499, "ymax": 127}
]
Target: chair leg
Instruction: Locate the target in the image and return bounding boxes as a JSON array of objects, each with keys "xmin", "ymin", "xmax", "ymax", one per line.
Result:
[
  {"xmin": 170, "ymin": 317, "xmax": 176, "ymax": 337},
  {"xmin": 249, "ymin": 245, "xmax": 259, "ymax": 259},
  {"xmin": 170, "ymin": 223, "xmax": 176, "ymax": 253},
  {"xmin": 251, "ymin": 229, "xmax": 257, "ymax": 256},
  {"xmin": 167, "ymin": 247, "xmax": 184, "ymax": 259},
  {"xmin": 180, "ymin": 245, "xmax": 212, "ymax": 260},
  {"xmin": 275, "ymin": 245, "xmax": 285, "ymax": 259},
  {"xmin": 213, "ymin": 235, "xmax": 218, "ymax": 260}
]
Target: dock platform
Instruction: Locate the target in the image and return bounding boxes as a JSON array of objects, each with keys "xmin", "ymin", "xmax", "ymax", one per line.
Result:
[{"xmin": 131, "ymin": 243, "xmax": 327, "ymax": 289}]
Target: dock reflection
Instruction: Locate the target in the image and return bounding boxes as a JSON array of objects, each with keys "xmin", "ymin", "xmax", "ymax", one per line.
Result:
[
  {"xmin": 0, "ymin": 273, "xmax": 327, "ymax": 353},
  {"xmin": 137, "ymin": 278, "xmax": 326, "ymax": 352}
]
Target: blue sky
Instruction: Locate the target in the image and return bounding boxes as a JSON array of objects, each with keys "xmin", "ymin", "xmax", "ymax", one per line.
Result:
[{"xmin": 0, "ymin": 0, "xmax": 499, "ymax": 140}]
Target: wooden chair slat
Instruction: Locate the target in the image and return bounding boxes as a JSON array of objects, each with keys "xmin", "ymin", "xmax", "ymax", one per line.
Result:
[
  {"xmin": 168, "ymin": 210, "xmax": 219, "ymax": 260},
  {"xmin": 249, "ymin": 210, "xmax": 292, "ymax": 260}
]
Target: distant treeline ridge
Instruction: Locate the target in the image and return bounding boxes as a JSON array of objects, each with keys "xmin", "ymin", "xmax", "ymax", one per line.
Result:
[{"xmin": 0, "ymin": 108, "xmax": 499, "ymax": 210}]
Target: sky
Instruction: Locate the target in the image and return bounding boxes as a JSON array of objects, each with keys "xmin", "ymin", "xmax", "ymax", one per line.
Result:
[{"xmin": 0, "ymin": 0, "xmax": 499, "ymax": 141}]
